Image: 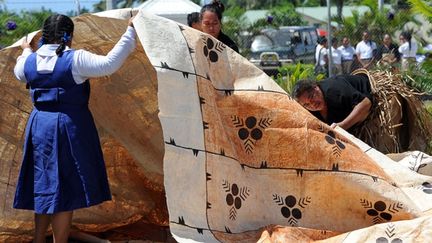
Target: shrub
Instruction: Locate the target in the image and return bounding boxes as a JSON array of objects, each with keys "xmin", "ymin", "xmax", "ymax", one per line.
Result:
[{"xmin": 273, "ymin": 63, "xmax": 325, "ymax": 93}]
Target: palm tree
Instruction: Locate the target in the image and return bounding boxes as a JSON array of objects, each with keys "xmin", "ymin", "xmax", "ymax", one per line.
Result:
[
  {"xmin": 0, "ymin": 10, "xmax": 52, "ymax": 47},
  {"xmin": 333, "ymin": 0, "xmax": 420, "ymax": 44},
  {"xmin": 408, "ymin": 0, "xmax": 432, "ymax": 20}
]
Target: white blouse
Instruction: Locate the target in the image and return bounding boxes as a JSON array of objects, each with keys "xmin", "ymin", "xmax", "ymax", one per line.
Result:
[
  {"xmin": 331, "ymin": 47, "xmax": 342, "ymax": 64},
  {"xmin": 14, "ymin": 26, "xmax": 136, "ymax": 84},
  {"xmin": 338, "ymin": 45, "xmax": 355, "ymax": 61},
  {"xmin": 355, "ymin": 40, "xmax": 377, "ymax": 59},
  {"xmin": 398, "ymin": 40, "xmax": 417, "ymax": 58},
  {"xmin": 316, "ymin": 46, "xmax": 327, "ymax": 66}
]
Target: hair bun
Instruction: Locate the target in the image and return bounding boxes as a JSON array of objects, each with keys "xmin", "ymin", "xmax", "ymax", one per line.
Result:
[{"xmin": 211, "ymin": 0, "xmax": 225, "ymax": 13}]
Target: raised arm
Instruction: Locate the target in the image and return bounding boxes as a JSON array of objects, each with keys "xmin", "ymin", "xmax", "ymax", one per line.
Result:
[
  {"xmin": 72, "ymin": 18, "xmax": 136, "ymax": 84},
  {"xmin": 14, "ymin": 37, "xmax": 33, "ymax": 83},
  {"xmin": 331, "ymin": 97, "xmax": 372, "ymax": 130}
]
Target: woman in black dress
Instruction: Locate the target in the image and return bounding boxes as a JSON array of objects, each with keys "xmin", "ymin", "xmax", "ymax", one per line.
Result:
[{"xmin": 200, "ymin": 0, "xmax": 239, "ymax": 53}]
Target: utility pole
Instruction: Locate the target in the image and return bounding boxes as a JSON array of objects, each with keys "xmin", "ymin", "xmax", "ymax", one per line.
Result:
[
  {"xmin": 327, "ymin": 0, "xmax": 333, "ymax": 77},
  {"xmin": 106, "ymin": 0, "xmax": 114, "ymax": 10},
  {"xmin": 75, "ymin": 0, "xmax": 80, "ymax": 16}
]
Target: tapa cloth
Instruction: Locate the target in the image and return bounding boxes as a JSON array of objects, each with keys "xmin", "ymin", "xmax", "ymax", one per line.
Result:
[
  {"xmin": 0, "ymin": 11, "xmax": 166, "ymax": 241},
  {"xmin": 135, "ymin": 11, "xmax": 432, "ymax": 242}
]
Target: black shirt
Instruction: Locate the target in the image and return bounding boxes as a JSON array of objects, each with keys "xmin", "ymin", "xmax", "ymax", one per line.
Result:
[
  {"xmin": 218, "ymin": 31, "xmax": 239, "ymax": 53},
  {"xmin": 375, "ymin": 43, "xmax": 400, "ymax": 61},
  {"xmin": 311, "ymin": 74, "xmax": 373, "ymax": 129}
]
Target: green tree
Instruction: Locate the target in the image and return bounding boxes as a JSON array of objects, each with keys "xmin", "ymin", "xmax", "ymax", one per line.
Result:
[
  {"xmin": 226, "ymin": 3, "xmax": 305, "ymax": 55},
  {"xmin": 225, "ymin": 0, "xmax": 300, "ymax": 10},
  {"xmin": 0, "ymin": 9, "xmax": 52, "ymax": 48},
  {"xmin": 333, "ymin": 0, "xmax": 419, "ymax": 44},
  {"xmin": 402, "ymin": 0, "xmax": 432, "ymax": 95},
  {"xmin": 274, "ymin": 63, "xmax": 326, "ymax": 93},
  {"xmin": 222, "ymin": 6, "xmax": 248, "ymax": 53},
  {"xmin": 302, "ymin": 0, "xmax": 322, "ymax": 7},
  {"xmin": 408, "ymin": 0, "xmax": 432, "ymax": 21},
  {"xmin": 267, "ymin": 3, "xmax": 306, "ymax": 26}
]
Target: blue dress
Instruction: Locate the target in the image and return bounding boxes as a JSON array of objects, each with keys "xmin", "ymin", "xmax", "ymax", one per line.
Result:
[{"xmin": 13, "ymin": 49, "xmax": 111, "ymax": 214}]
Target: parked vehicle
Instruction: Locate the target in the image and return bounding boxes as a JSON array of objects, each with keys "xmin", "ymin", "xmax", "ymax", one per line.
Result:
[{"xmin": 249, "ymin": 26, "xmax": 319, "ymax": 73}]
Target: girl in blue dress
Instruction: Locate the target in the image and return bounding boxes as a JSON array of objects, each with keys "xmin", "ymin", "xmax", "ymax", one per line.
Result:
[{"xmin": 13, "ymin": 14, "xmax": 136, "ymax": 242}]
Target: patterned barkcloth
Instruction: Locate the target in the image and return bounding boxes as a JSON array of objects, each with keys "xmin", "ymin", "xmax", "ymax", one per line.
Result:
[
  {"xmin": 1, "ymin": 9, "xmax": 431, "ymax": 242},
  {"xmin": 135, "ymin": 11, "xmax": 432, "ymax": 242}
]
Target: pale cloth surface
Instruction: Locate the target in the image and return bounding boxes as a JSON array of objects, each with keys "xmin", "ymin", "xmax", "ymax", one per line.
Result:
[
  {"xmin": 0, "ymin": 12, "xmax": 166, "ymax": 241},
  {"xmin": 387, "ymin": 150, "xmax": 432, "ymax": 176},
  {"xmin": 135, "ymin": 11, "xmax": 432, "ymax": 242},
  {"xmin": 1, "ymin": 9, "xmax": 432, "ymax": 242}
]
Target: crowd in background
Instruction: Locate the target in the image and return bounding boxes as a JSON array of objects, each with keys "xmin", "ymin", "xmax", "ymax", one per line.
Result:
[
  {"xmin": 314, "ymin": 30, "xmax": 418, "ymax": 77},
  {"xmin": 184, "ymin": 0, "xmax": 427, "ymax": 79},
  {"xmin": 187, "ymin": 0, "xmax": 239, "ymax": 53},
  {"xmin": 187, "ymin": 4, "xmax": 421, "ymax": 77}
]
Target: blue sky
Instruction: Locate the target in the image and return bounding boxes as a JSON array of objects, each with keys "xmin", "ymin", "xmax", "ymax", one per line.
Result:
[{"xmin": 3, "ymin": 0, "xmax": 101, "ymax": 14}]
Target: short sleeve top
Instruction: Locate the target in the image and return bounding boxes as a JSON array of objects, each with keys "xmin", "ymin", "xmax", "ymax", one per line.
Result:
[
  {"xmin": 311, "ymin": 74, "xmax": 373, "ymax": 126},
  {"xmin": 316, "ymin": 47, "xmax": 327, "ymax": 66},
  {"xmin": 331, "ymin": 47, "xmax": 342, "ymax": 64},
  {"xmin": 398, "ymin": 41, "xmax": 418, "ymax": 58},
  {"xmin": 375, "ymin": 43, "xmax": 400, "ymax": 61},
  {"xmin": 356, "ymin": 40, "xmax": 377, "ymax": 59},
  {"xmin": 338, "ymin": 45, "xmax": 356, "ymax": 61}
]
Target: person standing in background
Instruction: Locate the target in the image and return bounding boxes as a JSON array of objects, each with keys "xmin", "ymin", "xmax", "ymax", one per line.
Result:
[
  {"xmin": 314, "ymin": 37, "xmax": 328, "ymax": 76},
  {"xmin": 398, "ymin": 31, "xmax": 417, "ymax": 71},
  {"xmin": 200, "ymin": 0, "xmax": 239, "ymax": 53},
  {"xmin": 13, "ymin": 14, "xmax": 136, "ymax": 243},
  {"xmin": 315, "ymin": 36, "xmax": 326, "ymax": 63},
  {"xmin": 375, "ymin": 34, "xmax": 400, "ymax": 68},
  {"xmin": 187, "ymin": 12, "xmax": 202, "ymax": 31},
  {"xmin": 338, "ymin": 37, "xmax": 356, "ymax": 74},
  {"xmin": 330, "ymin": 38, "xmax": 343, "ymax": 75},
  {"xmin": 355, "ymin": 31, "xmax": 377, "ymax": 70}
]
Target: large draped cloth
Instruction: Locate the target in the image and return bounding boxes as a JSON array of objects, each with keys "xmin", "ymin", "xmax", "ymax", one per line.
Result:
[
  {"xmin": 1, "ymin": 9, "xmax": 432, "ymax": 242},
  {"xmin": 134, "ymin": 11, "xmax": 432, "ymax": 242},
  {"xmin": 0, "ymin": 10, "xmax": 167, "ymax": 242}
]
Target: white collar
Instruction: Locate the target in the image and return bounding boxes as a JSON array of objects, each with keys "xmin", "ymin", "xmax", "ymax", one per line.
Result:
[
  {"xmin": 36, "ymin": 44, "xmax": 71, "ymax": 56},
  {"xmin": 35, "ymin": 45, "xmax": 71, "ymax": 73}
]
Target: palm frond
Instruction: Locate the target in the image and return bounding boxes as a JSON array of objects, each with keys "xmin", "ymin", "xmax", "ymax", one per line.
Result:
[
  {"xmin": 408, "ymin": 0, "xmax": 432, "ymax": 19},
  {"xmin": 361, "ymin": 0, "xmax": 378, "ymax": 13}
]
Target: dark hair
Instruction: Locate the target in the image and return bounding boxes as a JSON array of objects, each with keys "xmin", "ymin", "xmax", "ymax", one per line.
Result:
[
  {"xmin": 200, "ymin": 0, "xmax": 225, "ymax": 21},
  {"xmin": 332, "ymin": 37, "xmax": 338, "ymax": 44},
  {"xmin": 41, "ymin": 14, "xmax": 74, "ymax": 57},
  {"xmin": 363, "ymin": 30, "xmax": 372, "ymax": 45},
  {"xmin": 187, "ymin": 12, "xmax": 200, "ymax": 27},
  {"xmin": 291, "ymin": 79, "xmax": 318, "ymax": 99},
  {"xmin": 317, "ymin": 36, "xmax": 327, "ymax": 45},
  {"xmin": 400, "ymin": 31, "xmax": 412, "ymax": 50}
]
